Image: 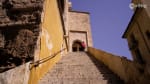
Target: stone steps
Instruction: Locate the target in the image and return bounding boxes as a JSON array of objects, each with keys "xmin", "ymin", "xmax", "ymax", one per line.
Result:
[{"xmin": 38, "ymin": 52, "xmax": 124, "ymax": 84}]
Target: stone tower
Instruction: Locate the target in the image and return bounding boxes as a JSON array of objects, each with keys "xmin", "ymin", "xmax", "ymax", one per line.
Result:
[{"xmin": 68, "ymin": 3, "xmax": 93, "ymax": 52}]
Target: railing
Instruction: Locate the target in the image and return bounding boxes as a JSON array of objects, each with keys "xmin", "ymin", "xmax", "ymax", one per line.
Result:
[{"xmin": 29, "ymin": 48, "xmax": 66, "ymax": 70}]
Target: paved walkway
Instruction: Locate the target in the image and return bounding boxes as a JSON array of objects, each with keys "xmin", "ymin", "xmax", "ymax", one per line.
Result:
[{"xmin": 38, "ymin": 52, "xmax": 124, "ymax": 84}]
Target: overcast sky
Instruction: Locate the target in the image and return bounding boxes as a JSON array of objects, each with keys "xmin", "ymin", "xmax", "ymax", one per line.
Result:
[{"xmin": 70, "ymin": 0, "xmax": 134, "ymax": 59}]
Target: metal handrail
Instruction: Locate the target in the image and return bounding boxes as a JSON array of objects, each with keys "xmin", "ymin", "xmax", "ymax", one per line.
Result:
[{"xmin": 29, "ymin": 48, "xmax": 66, "ymax": 70}]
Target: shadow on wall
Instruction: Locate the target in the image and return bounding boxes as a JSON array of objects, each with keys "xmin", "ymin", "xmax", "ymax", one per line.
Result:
[
  {"xmin": 88, "ymin": 47, "xmax": 150, "ymax": 84},
  {"xmin": 0, "ymin": 48, "xmax": 33, "ymax": 73},
  {"xmin": 0, "ymin": 28, "xmax": 37, "ymax": 73},
  {"xmin": 87, "ymin": 53, "xmax": 124, "ymax": 84}
]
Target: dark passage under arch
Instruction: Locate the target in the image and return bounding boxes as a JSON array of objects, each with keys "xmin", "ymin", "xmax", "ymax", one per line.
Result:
[{"xmin": 72, "ymin": 40, "xmax": 85, "ymax": 52}]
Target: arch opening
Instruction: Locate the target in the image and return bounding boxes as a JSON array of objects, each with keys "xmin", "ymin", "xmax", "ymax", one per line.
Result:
[{"xmin": 72, "ymin": 40, "xmax": 85, "ymax": 52}]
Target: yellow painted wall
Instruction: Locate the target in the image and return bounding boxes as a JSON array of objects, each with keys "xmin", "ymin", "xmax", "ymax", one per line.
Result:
[{"xmin": 28, "ymin": 0, "xmax": 67, "ymax": 84}]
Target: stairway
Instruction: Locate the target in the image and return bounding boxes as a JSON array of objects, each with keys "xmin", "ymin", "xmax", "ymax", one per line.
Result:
[{"xmin": 38, "ymin": 52, "xmax": 124, "ymax": 84}]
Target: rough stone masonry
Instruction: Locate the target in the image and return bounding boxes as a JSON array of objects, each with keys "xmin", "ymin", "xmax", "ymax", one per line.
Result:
[{"xmin": 0, "ymin": 0, "xmax": 43, "ymax": 72}]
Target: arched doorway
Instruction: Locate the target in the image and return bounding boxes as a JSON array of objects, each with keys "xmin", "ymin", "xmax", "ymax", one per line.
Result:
[{"xmin": 72, "ymin": 40, "xmax": 85, "ymax": 52}]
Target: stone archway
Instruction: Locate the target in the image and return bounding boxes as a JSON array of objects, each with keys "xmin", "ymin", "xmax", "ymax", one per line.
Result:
[{"xmin": 72, "ymin": 40, "xmax": 85, "ymax": 52}]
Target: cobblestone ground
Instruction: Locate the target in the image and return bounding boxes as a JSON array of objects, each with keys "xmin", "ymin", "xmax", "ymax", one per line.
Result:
[{"xmin": 38, "ymin": 52, "xmax": 124, "ymax": 84}]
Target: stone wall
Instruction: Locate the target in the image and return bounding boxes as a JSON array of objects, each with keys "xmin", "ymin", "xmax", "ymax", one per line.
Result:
[
  {"xmin": 68, "ymin": 11, "xmax": 93, "ymax": 51},
  {"xmin": 0, "ymin": 0, "xmax": 43, "ymax": 72},
  {"xmin": 69, "ymin": 11, "xmax": 90, "ymax": 31},
  {"xmin": 69, "ymin": 31, "xmax": 87, "ymax": 51},
  {"xmin": 88, "ymin": 47, "xmax": 150, "ymax": 84},
  {"xmin": 0, "ymin": 62, "xmax": 30, "ymax": 84}
]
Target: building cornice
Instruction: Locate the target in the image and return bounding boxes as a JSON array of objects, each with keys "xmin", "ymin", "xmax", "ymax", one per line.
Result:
[
  {"xmin": 122, "ymin": 8, "xmax": 142, "ymax": 38},
  {"xmin": 69, "ymin": 10, "xmax": 90, "ymax": 14}
]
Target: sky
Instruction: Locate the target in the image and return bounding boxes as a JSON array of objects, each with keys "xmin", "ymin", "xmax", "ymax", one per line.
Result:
[{"xmin": 70, "ymin": 0, "xmax": 134, "ymax": 59}]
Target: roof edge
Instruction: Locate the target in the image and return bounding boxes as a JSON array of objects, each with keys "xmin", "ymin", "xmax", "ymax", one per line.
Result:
[{"xmin": 122, "ymin": 8, "xmax": 141, "ymax": 38}]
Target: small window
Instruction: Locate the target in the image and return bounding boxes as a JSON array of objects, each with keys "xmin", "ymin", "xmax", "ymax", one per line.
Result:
[
  {"xmin": 131, "ymin": 34, "xmax": 137, "ymax": 43},
  {"xmin": 135, "ymin": 49, "xmax": 145, "ymax": 64},
  {"xmin": 146, "ymin": 31, "xmax": 150, "ymax": 39},
  {"xmin": 129, "ymin": 34, "xmax": 138, "ymax": 50}
]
